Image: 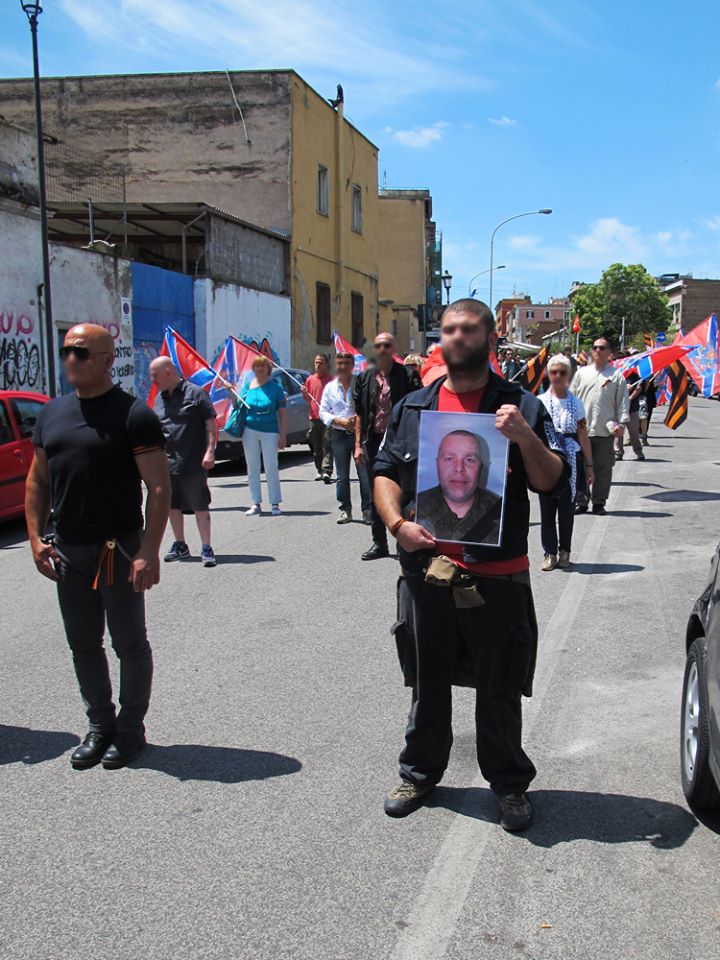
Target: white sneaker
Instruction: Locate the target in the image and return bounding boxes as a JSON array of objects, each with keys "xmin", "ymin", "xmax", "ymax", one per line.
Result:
[
  {"xmin": 337, "ymin": 510, "xmax": 352, "ymax": 525},
  {"xmin": 245, "ymin": 504, "xmax": 262, "ymax": 516},
  {"xmin": 271, "ymin": 505, "xmax": 282, "ymax": 516}
]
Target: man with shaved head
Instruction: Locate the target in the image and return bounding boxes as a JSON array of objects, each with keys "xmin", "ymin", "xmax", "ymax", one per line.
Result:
[
  {"xmin": 26, "ymin": 324, "xmax": 170, "ymax": 770},
  {"xmin": 150, "ymin": 355, "xmax": 218, "ymax": 566},
  {"xmin": 353, "ymin": 332, "xmax": 421, "ymax": 560}
]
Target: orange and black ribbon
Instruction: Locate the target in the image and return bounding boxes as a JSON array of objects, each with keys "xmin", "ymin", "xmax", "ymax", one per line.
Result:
[
  {"xmin": 92, "ymin": 540, "xmax": 117, "ymax": 590},
  {"xmin": 520, "ymin": 345, "xmax": 550, "ymax": 395},
  {"xmin": 664, "ymin": 360, "xmax": 689, "ymax": 430}
]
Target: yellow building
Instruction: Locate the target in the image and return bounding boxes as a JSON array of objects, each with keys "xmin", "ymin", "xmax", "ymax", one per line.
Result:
[
  {"xmin": 290, "ymin": 78, "xmax": 379, "ymax": 365},
  {"xmin": 0, "ymin": 69, "xmax": 380, "ymax": 368},
  {"xmin": 378, "ymin": 189, "xmax": 436, "ymax": 354}
]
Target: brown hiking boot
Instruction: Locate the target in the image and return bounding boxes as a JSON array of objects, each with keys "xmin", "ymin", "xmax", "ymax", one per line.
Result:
[{"xmin": 384, "ymin": 781, "xmax": 435, "ymax": 817}]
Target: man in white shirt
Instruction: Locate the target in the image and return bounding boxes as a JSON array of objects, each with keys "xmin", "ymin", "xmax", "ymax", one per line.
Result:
[
  {"xmin": 320, "ymin": 353, "xmax": 372, "ymax": 524},
  {"xmin": 571, "ymin": 336, "xmax": 630, "ymax": 515}
]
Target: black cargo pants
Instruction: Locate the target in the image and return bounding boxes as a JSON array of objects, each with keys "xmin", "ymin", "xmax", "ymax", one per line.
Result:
[
  {"xmin": 55, "ymin": 532, "xmax": 153, "ymax": 737},
  {"xmin": 393, "ymin": 570, "xmax": 538, "ymax": 795}
]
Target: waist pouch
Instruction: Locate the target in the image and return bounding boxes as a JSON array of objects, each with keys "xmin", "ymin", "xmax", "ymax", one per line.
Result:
[{"xmin": 420, "ymin": 554, "xmax": 530, "ymax": 609}]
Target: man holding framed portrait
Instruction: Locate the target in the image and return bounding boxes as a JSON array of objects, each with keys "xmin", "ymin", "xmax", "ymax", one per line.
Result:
[{"xmin": 374, "ymin": 299, "xmax": 569, "ymax": 831}]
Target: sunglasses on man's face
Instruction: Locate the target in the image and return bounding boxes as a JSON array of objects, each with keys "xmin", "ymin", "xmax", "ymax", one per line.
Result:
[
  {"xmin": 591, "ymin": 344, "xmax": 609, "ymax": 351},
  {"xmin": 59, "ymin": 345, "xmax": 111, "ymax": 361}
]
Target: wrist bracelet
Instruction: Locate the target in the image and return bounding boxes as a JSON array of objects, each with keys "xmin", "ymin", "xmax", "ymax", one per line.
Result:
[{"xmin": 389, "ymin": 517, "xmax": 406, "ymax": 538}]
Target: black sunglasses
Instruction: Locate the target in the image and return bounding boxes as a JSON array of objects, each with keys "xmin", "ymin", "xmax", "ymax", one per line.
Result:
[
  {"xmin": 59, "ymin": 345, "xmax": 111, "ymax": 361},
  {"xmin": 591, "ymin": 344, "xmax": 609, "ymax": 351}
]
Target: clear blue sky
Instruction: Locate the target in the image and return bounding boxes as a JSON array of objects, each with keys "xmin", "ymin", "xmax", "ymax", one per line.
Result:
[{"xmin": 4, "ymin": 0, "xmax": 720, "ymax": 306}]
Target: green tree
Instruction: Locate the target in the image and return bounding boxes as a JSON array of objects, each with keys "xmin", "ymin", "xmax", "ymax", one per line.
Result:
[{"xmin": 572, "ymin": 263, "xmax": 672, "ymax": 348}]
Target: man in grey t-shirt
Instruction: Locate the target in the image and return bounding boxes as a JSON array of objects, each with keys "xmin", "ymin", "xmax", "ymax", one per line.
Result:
[{"xmin": 151, "ymin": 356, "xmax": 218, "ymax": 567}]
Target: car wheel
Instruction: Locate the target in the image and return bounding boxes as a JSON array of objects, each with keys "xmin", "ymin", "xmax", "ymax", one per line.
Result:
[{"xmin": 680, "ymin": 637, "xmax": 720, "ymax": 809}]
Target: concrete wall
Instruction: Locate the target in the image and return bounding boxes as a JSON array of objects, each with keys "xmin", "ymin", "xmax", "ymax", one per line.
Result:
[
  {"xmin": 0, "ymin": 205, "xmax": 44, "ymax": 393},
  {"xmin": 0, "ymin": 122, "xmax": 39, "ymax": 205},
  {"xmin": 194, "ymin": 278, "xmax": 291, "ymax": 368},
  {"xmin": 0, "ymin": 71, "xmax": 294, "ymax": 232},
  {"xmin": 205, "ymin": 214, "xmax": 288, "ymax": 294},
  {"xmin": 50, "ymin": 245, "xmax": 135, "ymax": 393}
]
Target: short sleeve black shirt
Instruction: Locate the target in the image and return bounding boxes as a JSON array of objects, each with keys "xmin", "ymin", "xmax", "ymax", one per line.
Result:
[
  {"xmin": 153, "ymin": 379, "xmax": 216, "ymax": 476},
  {"xmin": 33, "ymin": 386, "xmax": 165, "ymax": 544}
]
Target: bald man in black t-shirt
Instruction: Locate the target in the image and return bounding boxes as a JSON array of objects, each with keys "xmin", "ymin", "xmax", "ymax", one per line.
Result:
[{"xmin": 26, "ymin": 324, "xmax": 170, "ymax": 771}]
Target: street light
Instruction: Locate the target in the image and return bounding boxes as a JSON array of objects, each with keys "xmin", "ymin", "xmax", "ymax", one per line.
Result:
[
  {"xmin": 468, "ymin": 264, "xmax": 506, "ymax": 297},
  {"xmin": 20, "ymin": 1, "xmax": 56, "ymax": 397},
  {"xmin": 441, "ymin": 270, "xmax": 453, "ymax": 305},
  {"xmin": 488, "ymin": 209, "xmax": 552, "ymax": 315}
]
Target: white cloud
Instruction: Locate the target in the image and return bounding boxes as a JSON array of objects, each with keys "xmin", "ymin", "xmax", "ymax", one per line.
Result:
[
  {"xmin": 714, "ymin": 78, "xmax": 720, "ymax": 90},
  {"xmin": 386, "ymin": 121, "xmax": 448, "ymax": 148},
  {"xmin": 508, "ymin": 234, "xmax": 540, "ymax": 250},
  {"xmin": 488, "ymin": 115, "xmax": 517, "ymax": 127},
  {"xmin": 702, "ymin": 216, "xmax": 720, "ymax": 231},
  {"xmin": 58, "ymin": 0, "xmax": 490, "ymax": 103}
]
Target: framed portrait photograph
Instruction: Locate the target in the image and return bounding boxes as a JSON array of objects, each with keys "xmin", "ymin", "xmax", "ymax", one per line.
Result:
[{"xmin": 415, "ymin": 410, "xmax": 509, "ymax": 548}]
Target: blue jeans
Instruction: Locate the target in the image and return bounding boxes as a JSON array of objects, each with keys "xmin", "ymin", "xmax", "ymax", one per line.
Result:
[{"xmin": 331, "ymin": 430, "xmax": 371, "ymax": 513}]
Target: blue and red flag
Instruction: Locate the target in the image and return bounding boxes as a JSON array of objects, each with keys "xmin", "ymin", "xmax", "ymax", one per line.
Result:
[
  {"xmin": 147, "ymin": 326, "xmax": 215, "ymax": 408},
  {"xmin": 333, "ymin": 330, "xmax": 367, "ymax": 374},
  {"xmin": 209, "ymin": 336, "xmax": 263, "ymax": 427},
  {"xmin": 675, "ymin": 313, "xmax": 720, "ymax": 398},
  {"xmin": 613, "ymin": 343, "xmax": 697, "ymax": 380}
]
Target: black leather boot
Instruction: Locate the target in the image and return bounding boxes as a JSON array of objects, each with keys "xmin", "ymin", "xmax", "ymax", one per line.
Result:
[
  {"xmin": 101, "ymin": 735, "xmax": 147, "ymax": 770},
  {"xmin": 70, "ymin": 732, "xmax": 115, "ymax": 770}
]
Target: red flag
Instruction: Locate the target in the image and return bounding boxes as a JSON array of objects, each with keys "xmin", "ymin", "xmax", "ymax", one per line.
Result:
[
  {"xmin": 147, "ymin": 327, "xmax": 215, "ymax": 408},
  {"xmin": 209, "ymin": 336, "xmax": 264, "ymax": 427}
]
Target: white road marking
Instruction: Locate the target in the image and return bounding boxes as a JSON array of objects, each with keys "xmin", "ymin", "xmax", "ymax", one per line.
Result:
[{"xmin": 388, "ymin": 464, "xmax": 628, "ymax": 960}]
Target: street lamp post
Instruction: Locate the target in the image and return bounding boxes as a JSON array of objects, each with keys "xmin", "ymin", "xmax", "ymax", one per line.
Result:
[
  {"xmin": 488, "ymin": 209, "xmax": 552, "ymax": 318},
  {"xmin": 468, "ymin": 264, "xmax": 506, "ymax": 297},
  {"xmin": 441, "ymin": 271, "xmax": 453, "ymax": 305},
  {"xmin": 20, "ymin": 1, "xmax": 56, "ymax": 397}
]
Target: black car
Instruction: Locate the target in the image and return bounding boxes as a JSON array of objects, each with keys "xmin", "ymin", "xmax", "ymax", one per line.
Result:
[{"xmin": 681, "ymin": 545, "xmax": 720, "ymax": 808}]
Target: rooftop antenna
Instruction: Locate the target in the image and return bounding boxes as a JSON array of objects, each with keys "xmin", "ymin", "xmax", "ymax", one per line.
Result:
[
  {"xmin": 225, "ymin": 70, "xmax": 252, "ymax": 144},
  {"xmin": 382, "ymin": 169, "xmax": 387, "ymax": 189}
]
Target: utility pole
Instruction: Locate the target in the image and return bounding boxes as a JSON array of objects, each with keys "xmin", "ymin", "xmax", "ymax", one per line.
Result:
[{"xmin": 21, "ymin": 2, "xmax": 56, "ymax": 396}]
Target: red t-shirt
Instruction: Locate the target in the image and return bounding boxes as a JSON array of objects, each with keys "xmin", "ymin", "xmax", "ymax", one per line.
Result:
[
  {"xmin": 434, "ymin": 383, "xmax": 529, "ymax": 576},
  {"xmin": 304, "ymin": 373, "xmax": 333, "ymax": 419}
]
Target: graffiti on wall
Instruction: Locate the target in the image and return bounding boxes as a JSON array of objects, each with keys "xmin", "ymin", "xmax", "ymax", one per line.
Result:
[{"xmin": 0, "ymin": 310, "xmax": 42, "ymax": 391}]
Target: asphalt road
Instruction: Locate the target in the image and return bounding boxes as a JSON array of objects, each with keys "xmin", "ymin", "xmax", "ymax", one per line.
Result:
[{"xmin": 2, "ymin": 398, "xmax": 720, "ymax": 960}]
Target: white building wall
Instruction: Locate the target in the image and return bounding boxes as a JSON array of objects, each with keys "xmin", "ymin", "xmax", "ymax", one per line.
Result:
[
  {"xmin": 0, "ymin": 203, "xmax": 136, "ymax": 395},
  {"xmin": 195, "ymin": 278, "xmax": 291, "ymax": 367},
  {"xmin": 50, "ymin": 245, "xmax": 135, "ymax": 394},
  {"xmin": 0, "ymin": 204, "xmax": 46, "ymax": 393}
]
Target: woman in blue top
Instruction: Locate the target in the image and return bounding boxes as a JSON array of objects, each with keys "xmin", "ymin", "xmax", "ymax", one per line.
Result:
[{"xmin": 241, "ymin": 355, "xmax": 287, "ymax": 516}]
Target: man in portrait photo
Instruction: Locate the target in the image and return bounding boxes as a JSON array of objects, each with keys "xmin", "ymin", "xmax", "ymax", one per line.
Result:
[{"xmin": 416, "ymin": 428, "xmax": 503, "ymax": 545}]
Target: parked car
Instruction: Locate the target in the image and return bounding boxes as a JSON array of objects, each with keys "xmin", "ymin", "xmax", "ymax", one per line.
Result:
[
  {"xmin": 215, "ymin": 368, "xmax": 312, "ymax": 461},
  {"xmin": 0, "ymin": 390, "xmax": 50, "ymax": 521},
  {"xmin": 680, "ymin": 545, "xmax": 720, "ymax": 809}
]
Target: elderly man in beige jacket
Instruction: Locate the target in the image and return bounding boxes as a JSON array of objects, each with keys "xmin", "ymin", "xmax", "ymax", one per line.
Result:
[{"xmin": 571, "ymin": 336, "xmax": 629, "ymax": 515}]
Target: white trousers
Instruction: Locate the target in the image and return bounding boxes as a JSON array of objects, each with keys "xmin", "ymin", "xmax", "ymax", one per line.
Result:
[{"xmin": 242, "ymin": 428, "xmax": 282, "ymax": 506}]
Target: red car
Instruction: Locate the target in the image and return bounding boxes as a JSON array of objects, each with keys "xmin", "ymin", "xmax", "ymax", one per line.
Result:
[{"xmin": 0, "ymin": 390, "xmax": 49, "ymax": 521}]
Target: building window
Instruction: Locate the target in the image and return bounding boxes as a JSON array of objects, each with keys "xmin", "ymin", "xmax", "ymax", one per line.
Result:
[
  {"xmin": 526, "ymin": 310, "xmax": 534, "ymax": 319},
  {"xmin": 316, "ymin": 282, "xmax": 331, "ymax": 343},
  {"xmin": 351, "ymin": 184, "xmax": 362, "ymax": 233},
  {"xmin": 544, "ymin": 310, "xmax": 551, "ymax": 319},
  {"xmin": 317, "ymin": 164, "xmax": 329, "ymax": 216},
  {"xmin": 351, "ymin": 292, "xmax": 364, "ymax": 347}
]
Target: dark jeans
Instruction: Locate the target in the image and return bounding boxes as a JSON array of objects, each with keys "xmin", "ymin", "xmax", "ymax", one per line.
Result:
[
  {"xmin": 309, "ymin": 418, "xmax": 333, "ymax": 475},
  {"xmin": 55, "ymin": 533, "xmax": 153, "ymax": 738},
  {"xmin": 539, "ymin": 485, "xmax": 575, "ymax": 555},
  {"xmin": 395, "ymin": 573, "xmax": 537, "ymax": 795},
  {"xmin": 365, "ymin": 431, "xmax": 388, "ymax": 547},
  {"xmin": 576, "ymin": 436, "xmax": 615, "ymax": 507},
  {"xmin": 331, "ymin": 430, "xmax": 371, "ymax": 513}
]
